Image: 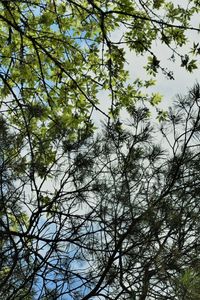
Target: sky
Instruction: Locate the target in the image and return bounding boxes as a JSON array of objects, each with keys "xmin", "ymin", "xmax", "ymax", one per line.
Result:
[
  {"xmin": 94, "ymin": 3, "xmax": 200, "ymax": 125},
  {"xmin": 124, "ymin": 34, "xmax": 200, "ymax": 109},
  {"xmin": 122, "ymin": 2, "xmax": 200, "ymax": 110}
]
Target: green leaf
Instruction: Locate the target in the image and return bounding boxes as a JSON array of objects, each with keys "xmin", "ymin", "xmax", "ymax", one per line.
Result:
[
  {"xmin": 157, "ymin": 110, "xmax": 168, "ymax": 122},
  {"xmin": 150, "ymin": 93, "xmax": 163, "ymax": 106}
]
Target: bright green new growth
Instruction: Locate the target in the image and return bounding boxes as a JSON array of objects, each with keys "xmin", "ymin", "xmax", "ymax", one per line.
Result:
[{"xmin": 0, "ymin": 1, "xmax": 199, "ymax": 178}]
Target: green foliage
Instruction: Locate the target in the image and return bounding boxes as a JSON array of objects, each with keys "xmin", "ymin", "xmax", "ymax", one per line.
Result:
[
  {"xmin": 174, "ymin": 269, "xmax": 200, "ymax": 300},
  {"xmin": 0, "ymin": 121, "xmax": 34, "ymax": 299},
  {"xmin": 0, "ymin": 1, "xmax": 200, "ymax": 299},
  {"xmin": 0, "ymin": 1, "xmax": 198, "ymax": 161},
  {"xmin": 157, "ymin": 109, "xmax": 168, "ymax": 121},
  {"xmin": 150, "ymin": 93, "xmax": 163, "ymax": 106},
  {"xmin": 145, "ymin": 56, "xmax": 160, "ymax": 76}
]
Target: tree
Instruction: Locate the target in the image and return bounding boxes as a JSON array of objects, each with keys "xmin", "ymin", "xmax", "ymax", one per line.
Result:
[
  {"xmin": 0, "ymin": 117, "xmax": 34, "ymax": 299},
  {"xmin": 1, "ymin": 84, "xmax": 200, "ymax": 299},
  {"xmin": 0, "ymin": 1, "xmax": 200, "ymax": 299},
  {"xmin": 173, "ymin": 268, "xmax": 200, "ymax": 300}
]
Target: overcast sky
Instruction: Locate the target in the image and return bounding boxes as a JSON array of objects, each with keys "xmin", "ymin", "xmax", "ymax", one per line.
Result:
[
  {"xmin": 125, "ymin": 38, "xmax": 200, "ymax": 108},
  {"xmin": 94, "ymin": 22, "xmax": 200, "ymax": 129}
]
